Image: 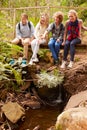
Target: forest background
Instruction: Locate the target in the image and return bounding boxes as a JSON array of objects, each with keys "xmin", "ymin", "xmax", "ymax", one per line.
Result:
[{"xmin": 0, "ymin": 0, "xmax": 87, "ymax": 41}]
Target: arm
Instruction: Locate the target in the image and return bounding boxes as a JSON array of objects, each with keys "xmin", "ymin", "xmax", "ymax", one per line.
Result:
[
  {"xmin": 80, "ymin": 19, "xmax": 87, "ymax": 31},
  {"xmin": 16, "ymin": 23, "xmax": 22, "ymax": 39},
  {"xmin": 30, "ymin": 21, "xmax": 35, "ymax": 38},
  {"xmin": 62, "ymin": 21, "xmax": 68, "ymax": 45},
  {"xmin": 42, "ymin": 23, "xmax": 53, "ymax": 38},
  {"xmin": 34, "ymin": 23, "xmax": 40, "ymax": 39},
  {"xmin": 58, "ymin": 24, "xmax": 65, "ymax": 41}
]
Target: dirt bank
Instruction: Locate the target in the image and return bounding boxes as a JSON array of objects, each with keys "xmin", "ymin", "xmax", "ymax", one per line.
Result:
[{"xmin": 62, "ymin": 52, "xmax": 87, "ymax": 95}]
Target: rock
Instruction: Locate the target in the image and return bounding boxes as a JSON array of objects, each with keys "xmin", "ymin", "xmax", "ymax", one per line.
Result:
[
  {"xmin": 1, "ymin": 102, "xmax": 25, "ymax": 123},
  {"xmin": 64, "ymin": 90, "xmax": 87, "ymax": 110},
  {"xmin": 55, "ymin": 107, "xmax": 87, "ymax": 130}
]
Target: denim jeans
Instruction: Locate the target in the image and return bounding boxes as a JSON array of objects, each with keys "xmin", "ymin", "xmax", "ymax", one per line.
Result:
[
  {"xmin": 63, "ymin": 38, "xmax": 81, "ymax": 61},
  {"xmin": 48, "ymin": 38, "xmax": 62, "ymax": 61}
]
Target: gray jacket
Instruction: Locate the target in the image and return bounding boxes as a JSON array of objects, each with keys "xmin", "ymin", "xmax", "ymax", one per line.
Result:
[{"xmin": 16, "ymin": 21, "xmax": 34, "ymax": 39}]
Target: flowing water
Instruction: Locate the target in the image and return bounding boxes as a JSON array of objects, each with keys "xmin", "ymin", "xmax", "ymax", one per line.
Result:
[
  {"xmin": 18, "ymin": 105, "xmax": 64, "ymax": 130},
  {"xmin": 17, "ymin": 84, "xmax": 66, "ymax": 130}
]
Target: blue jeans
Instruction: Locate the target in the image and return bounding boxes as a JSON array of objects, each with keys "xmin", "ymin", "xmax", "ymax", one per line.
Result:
[
  {"xmin": 48, "ymin": 38, "xmax": 62, "ymax": 61},
  {"xmin": 63, "ymin": 38, "xmax": 81, "ymax": 61}
]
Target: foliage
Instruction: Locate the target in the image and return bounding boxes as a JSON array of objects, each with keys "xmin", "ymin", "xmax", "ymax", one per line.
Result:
[
  {"xmin": 0, "ymin": 62, "xmax": 22, "ymax": 85},
  {"xmin": 0, "ymin": 41, "xmax": 23, "ymax": 88},
  {"xmin": 38, "ymin": 49, "xmax": 49, "ymax": 58},
  {"xmin": 0, "ymin": 41, "xmax": 23, "ymax": 60},
  {"xmin": 61, "ymin": 0, "xmax": 87, "ymax": 6},
  {"xmin": 0, "ymin": 10, "xmax": 13, "ymax": 41},
  {"xmin": 36, "ymin": 69, "xmax": 64, "ymax": 88},
  {"xmin": 0, "ymin": 0, "xmax": 87, "ymax": 41}
]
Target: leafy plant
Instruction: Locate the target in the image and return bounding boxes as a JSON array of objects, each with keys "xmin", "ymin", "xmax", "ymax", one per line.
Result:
[
  {"xmin": 0, "ymin": 41, "xmax": 23, "ymax": 88},
  {"xmin": 36, "ymin": 69, "xmax": 64, "ymax": 88},
  {"xmin": 0, "ymin": 41, "xmax": 23, "ymax": 61},
  {"xmin": 0, "ymin": 62, "xmax": 22, "ymax": 85}
]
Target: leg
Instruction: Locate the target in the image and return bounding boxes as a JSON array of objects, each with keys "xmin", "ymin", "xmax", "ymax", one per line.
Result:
[
  {"xmin": 55, "ymin": 41, "xmax": 62, "ymax": 60},
  {"xmin": 63, "ymin": 40, "xmax": 70, "ymax": 61},
  {"xmin": 32, "ymin": 38, "xmax": 46, "ymax": 58},
  {"xmin": 11, "ymin": 38, "xmax": 20, "ymax": 44},
  {"xmin": 61, "ymin": 40, "xmax": 70, "ymax": 69},
  {"xmin": 31, "ymin": 39, "xmax": 39, "ymax": 59},
  {"xmin": 22, "ymin": 38, "xmax": 30, "ymax": 59},
  {"xmin": 48, "ymin": 38, "xmax": 58, "ymax": 61},
  {"xmin": 31, "ymin": 39, "xmax": 36, "ymax": 53},
  {"xmin": 70, "ymin": 38, "xmax": 81, "ymax": 61}
]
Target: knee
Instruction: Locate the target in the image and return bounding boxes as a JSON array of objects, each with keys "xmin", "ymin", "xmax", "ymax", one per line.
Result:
[
  {"xmin": 56, "ymin": 42, "xmax": 61, "ymax": 47},
  {"xmin": 48, "ymin": 41, "xmax": 53, "ymax": 47},
  {"xmin": 70, "ymin": 41, "xmax": 75, "ymax": 46},
  {"xmin": 11, "ymin": 38, "xmax": 20, "ymax": 44},
  {"xmin": 31, "ymin": 41, "xmax": 35, "ymax": 47},
  {"xmin": 23, "ymin": 43, "xmax": 29, "ymax": 47}
]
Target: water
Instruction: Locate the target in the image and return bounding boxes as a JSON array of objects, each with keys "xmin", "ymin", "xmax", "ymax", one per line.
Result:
[{"xmin": 18, "ymin": 105, "xmax": 63, "ymax": 130}]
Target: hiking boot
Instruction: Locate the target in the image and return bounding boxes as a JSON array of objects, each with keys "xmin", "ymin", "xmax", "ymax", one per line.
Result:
[
  {"xmin": 60, "ymin": 61, "xmax": 66, "ymax": 69},
  {"xmin": 68, "ymin": 61, "xmax": 73, "ymax": 68}
]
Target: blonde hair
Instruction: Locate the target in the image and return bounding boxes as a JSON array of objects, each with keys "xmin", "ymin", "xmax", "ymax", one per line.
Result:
[
  {"xmin": 68, "ymin": 10, "xmax": 78, "ymax": 18},
  {"xmin": 40, "ymin": 12, "xmax": 49, "ymax": 27},
  {"xmin": 21, "ymin": 13, "xmax": 28, "ymax": 19},
  {"xmin": 53, "ymin": 11, "xmax": 63, "ymax": 23}
]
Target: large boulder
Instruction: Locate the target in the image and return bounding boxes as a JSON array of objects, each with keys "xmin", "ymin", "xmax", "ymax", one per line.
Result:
[
  {"xmin": 64, "ymin": 90, "xmax": 87, "ymax": 110},
  {"xmin": 55, "ymin": 107, "xmax": 87, "ymax": 130}
]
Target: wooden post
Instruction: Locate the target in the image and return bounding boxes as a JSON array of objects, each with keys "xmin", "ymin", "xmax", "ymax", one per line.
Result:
[{"xmin": 13, "ymin": 9, "xmax": 16, "ymax": 38}]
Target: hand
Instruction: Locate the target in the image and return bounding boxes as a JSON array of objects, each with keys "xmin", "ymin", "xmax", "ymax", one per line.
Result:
[
  {"xmin": 40, "ymin": 35, "xmax": 44, "ymax": 39},
  {"xmin": 62, "ymin": 42, "xmax": 65, "ymax": 46},
  {"xmin": 41, "ymin": 34, "xmax": 45, "ymax": 39},
  {"xmin": 57, "ymin": 38, "xmax": 60, "ymax": 42}
]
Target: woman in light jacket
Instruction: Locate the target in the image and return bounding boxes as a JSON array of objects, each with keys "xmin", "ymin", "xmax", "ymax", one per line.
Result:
[{"xmin": 29, "ymin": 13, "xmax": 49, "ymax": 65}]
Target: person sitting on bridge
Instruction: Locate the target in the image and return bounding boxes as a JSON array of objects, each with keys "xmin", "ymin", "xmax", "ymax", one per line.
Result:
[
  {"xmin": 29, "ymin": 12, "xmax": 49, "ymax": 65},
  {"xmin": 61, "ymin": 9, "xmax": 87, "ymax": 69},
  {"xmin": 11, "ymin": 13, "xmax": 35, "ymax": 66},
  {"xmin": 43, "ymin": 11, "xmax": 64, "ymax": 65}
]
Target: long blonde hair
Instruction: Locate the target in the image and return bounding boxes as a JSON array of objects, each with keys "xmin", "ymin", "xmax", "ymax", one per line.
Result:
[
  {"xmin": 40, "ymin": 12, "xmax": 49, "ymax": 27},
  {"xmin": 68, "ymin": 10, "xmax": 78, "ymax": 19}
]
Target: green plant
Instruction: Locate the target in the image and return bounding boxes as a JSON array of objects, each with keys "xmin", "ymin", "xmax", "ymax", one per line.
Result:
[
  {"xmin": 36, "ymin": 69, "xmax": 64, "ymax": 88},
  {"xmin": 0, "ymin": 41, "xmax": 23, "ymax": 89},
  {"xmin": 38, "ymin": 49, "xmax": 49, "ymax": 58}
]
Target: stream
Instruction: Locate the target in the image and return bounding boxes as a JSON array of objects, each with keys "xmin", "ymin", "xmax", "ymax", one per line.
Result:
[
  {"xmin": 18, "ymin": 105, "xmax": 63, "ymax": 130},
  {"xmin": 17, "ymin": 84, "xmax": 66, "ymax": 130}
]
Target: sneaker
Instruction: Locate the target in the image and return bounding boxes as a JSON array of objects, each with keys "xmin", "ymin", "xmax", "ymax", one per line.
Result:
[
  {"xmin": 54, "ymin": 60, "xmax": 59, "ymax": 66},
  {"xmin": 9, "ymin": 59, "xmax": 15, "ymax": 65},
  {"xmin": 68, "ymin": 61, "xmax": 73, "ymax": 68},
  {"xmin": 28, "ymin": 59, "xmax": 33, "ymax": 65},
  {"xmin": 60, "ymin": 61, "xmax": 66, "ymax": 69},
  {"xmin": 21, "ymin": 59, "xmax": 27, "ymax": 67},
  {"xmin": 32, "ymin": 57, "xmax": 39, "ymax": 62}
]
